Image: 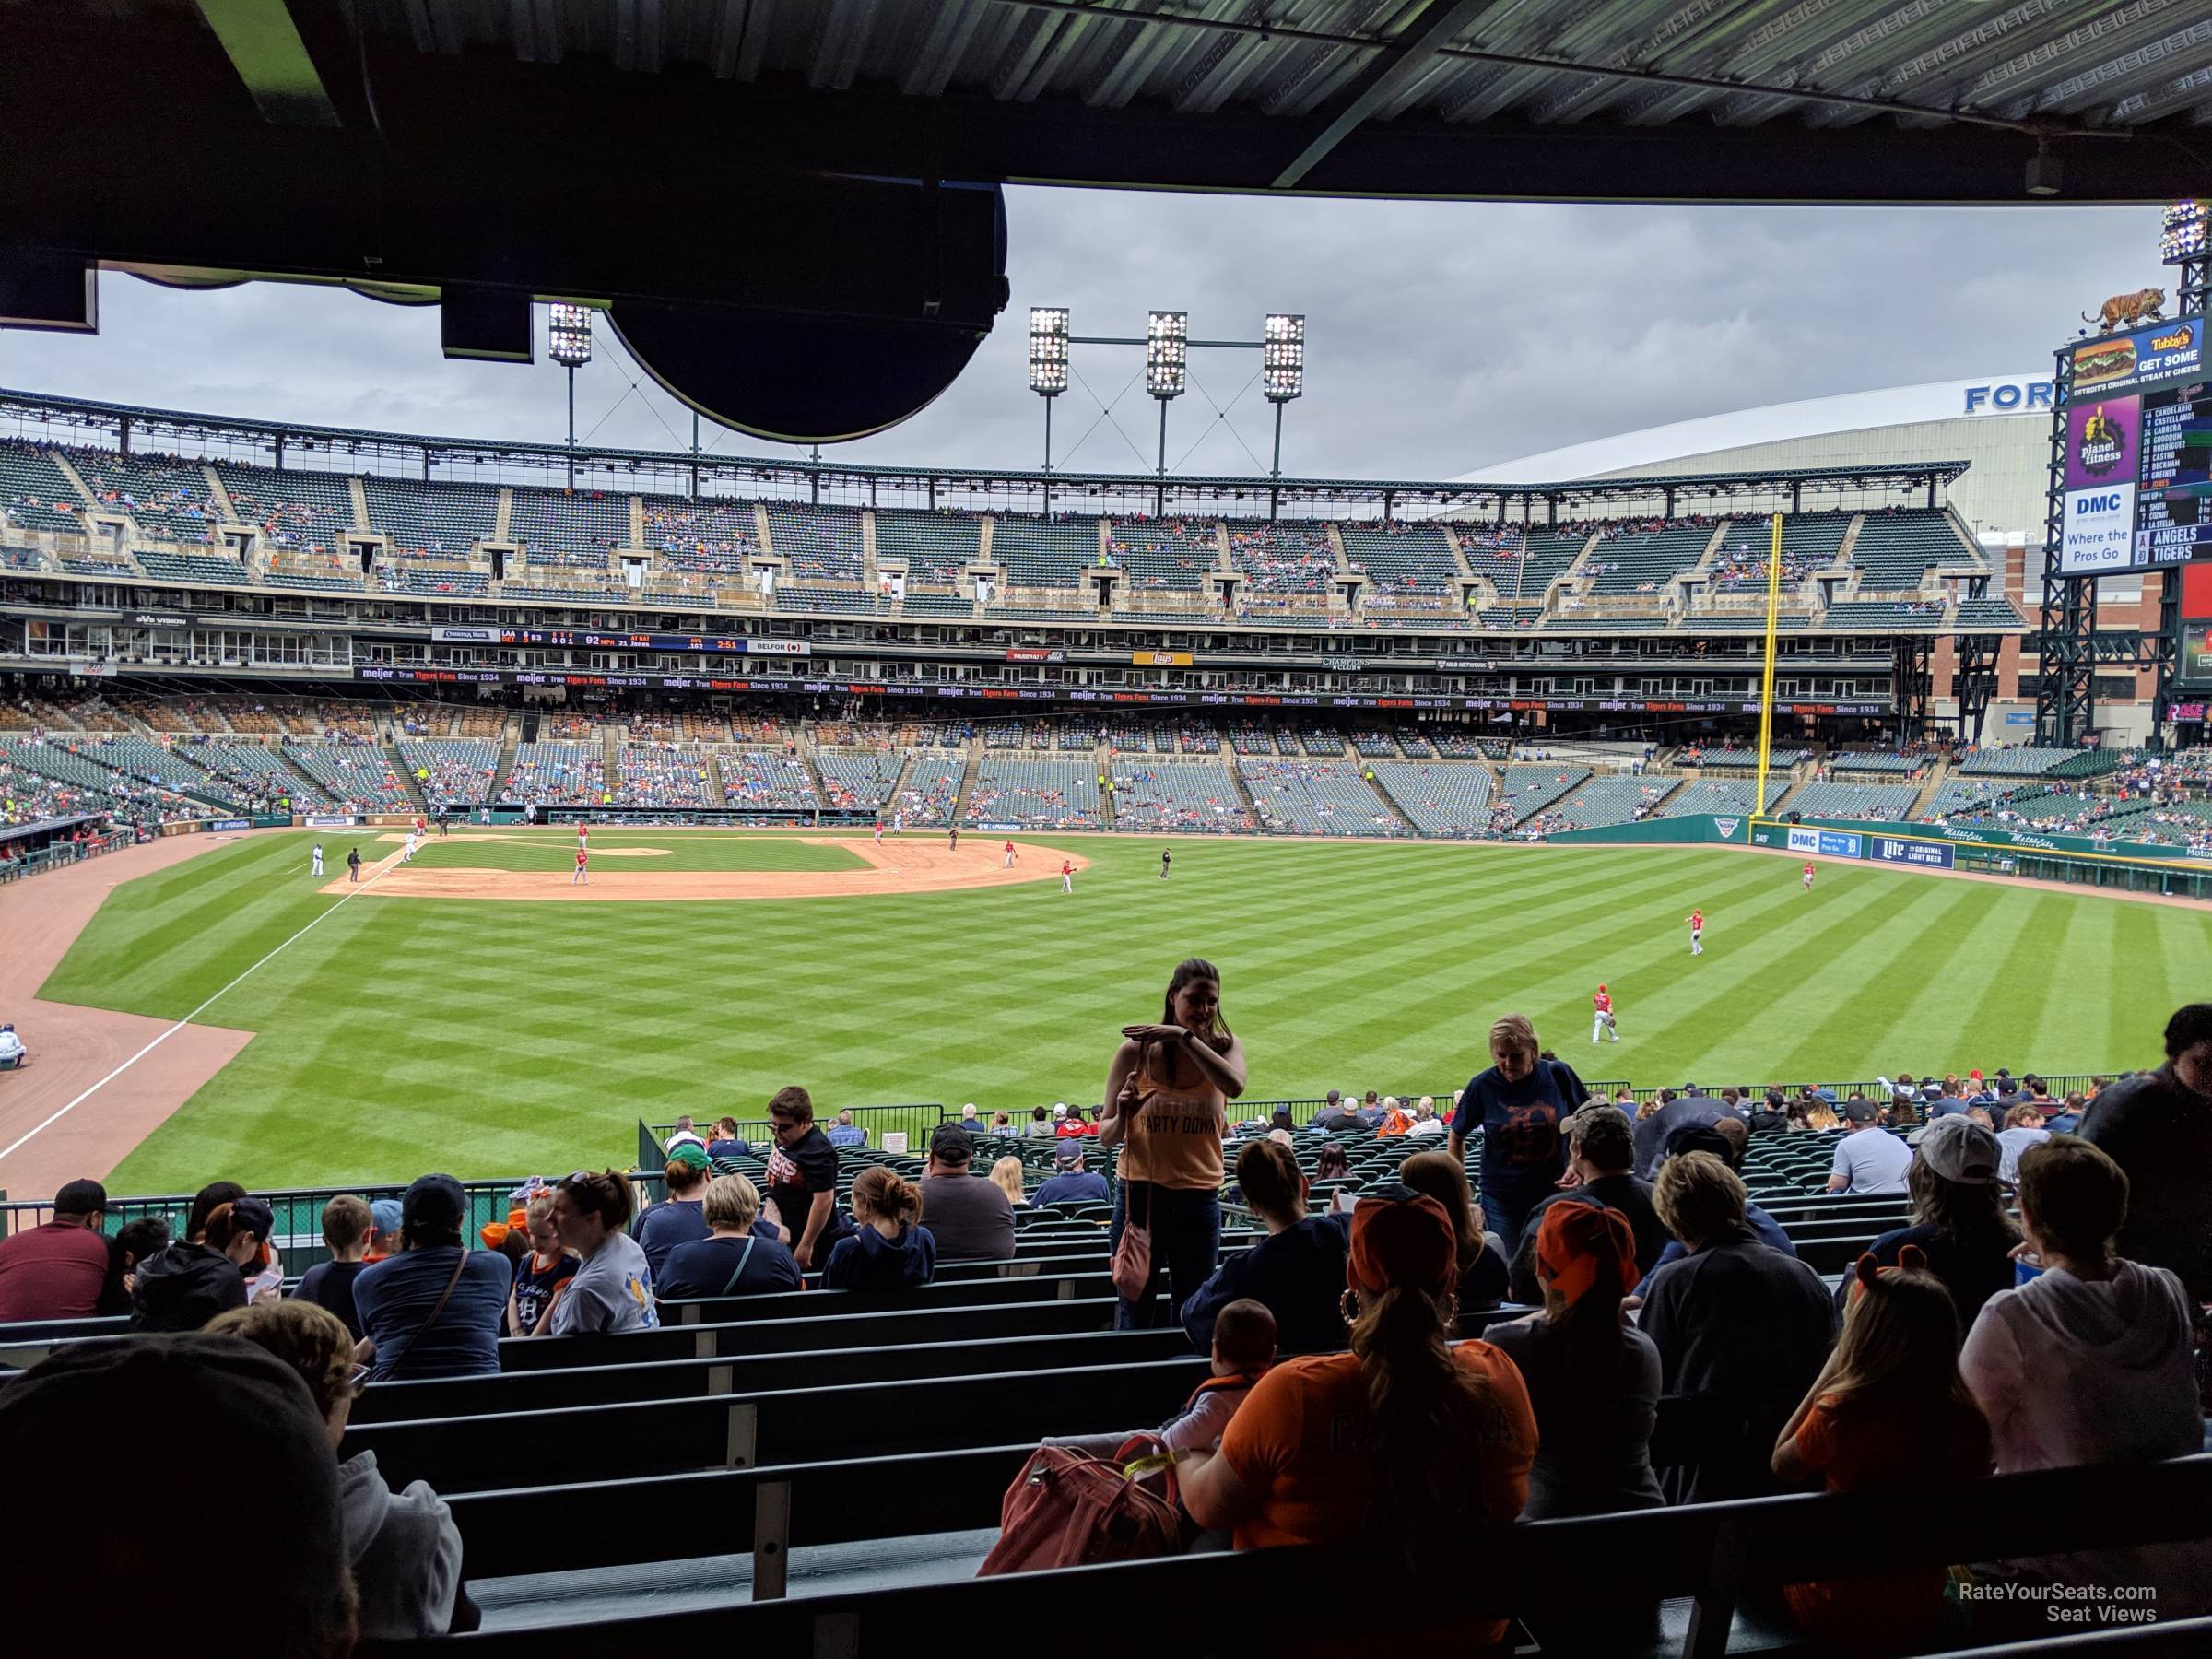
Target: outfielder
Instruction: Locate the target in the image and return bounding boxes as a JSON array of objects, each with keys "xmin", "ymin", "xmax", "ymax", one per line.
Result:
[
  {"xmin": 1803, "ymin": 860, "xmax": 1816, "ymax": 892},
  {"xmin": 1592, "ymin": 983, "xmax": 1619, "ymax": 1044},
  {"xmin": 1002, "ymin": 840, "xmax": 1016, "ymax": 868},
  {"xmin": 1686, "ymin": 908, "xmax": 1704, "ymax": 956},
  {"xmin": 1061, "ymin": 859, "xmax": 1074, "ymax": 894},
  {"xmin": 310, "ymin": 841, "xmax": 324, "ymax": 878}
]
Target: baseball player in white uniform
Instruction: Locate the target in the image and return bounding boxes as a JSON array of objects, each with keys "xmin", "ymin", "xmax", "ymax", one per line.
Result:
[
  {"xmin": 311, "ymin": 842, "xmax": 324, "ymax": 877},
  {"xmin": 402, "ymin": 830, "xmax": 418, "ymax": 864}
]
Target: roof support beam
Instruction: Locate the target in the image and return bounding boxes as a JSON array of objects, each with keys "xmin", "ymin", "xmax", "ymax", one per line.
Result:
[
  {"xmin": 1271, "ymin": 0, "xmax": 1491, "ymax": 190},
  {"xmin": 192, "ymin": 0, "xmax": 339, "ymax": 125}
]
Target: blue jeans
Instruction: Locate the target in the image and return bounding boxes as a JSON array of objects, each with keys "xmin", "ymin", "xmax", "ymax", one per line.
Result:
[
  {"xmin": 1481, "ymin": 1194, "xmax": 1537, "ymax": 1260},
  {"xmin": 1108, "ymin": 1184, "xmax": 1221, "ymax": 1330}
]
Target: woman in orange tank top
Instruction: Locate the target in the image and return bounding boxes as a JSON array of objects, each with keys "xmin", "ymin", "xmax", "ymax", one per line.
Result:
[{"xmin": 1098, "ymin": 958, "xmax": 1247, "ymax": 1331}]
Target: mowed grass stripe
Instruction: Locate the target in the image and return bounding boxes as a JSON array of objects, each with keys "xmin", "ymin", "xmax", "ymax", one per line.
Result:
[{"xmin": 53, "ymin": 833, "xmax": 2211, "ymax": 1192}]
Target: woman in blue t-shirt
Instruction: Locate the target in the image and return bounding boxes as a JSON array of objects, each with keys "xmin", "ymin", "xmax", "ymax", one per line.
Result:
[
  {"xmin": 1446, "ymin": 1014, "xmax": 1586, "ymax": 1255},
  {"xmin": 659, "ymin": 1174, "xmax": 803, "ymax": 1300}
]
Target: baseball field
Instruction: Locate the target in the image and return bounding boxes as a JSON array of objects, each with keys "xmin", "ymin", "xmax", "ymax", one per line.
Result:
[{"xmin": 7, "ymin": 826, "xmax": 2210, "ymax": 1194}]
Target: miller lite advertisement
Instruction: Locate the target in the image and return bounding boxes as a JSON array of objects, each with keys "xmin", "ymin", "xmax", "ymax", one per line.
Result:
[{"xmin": 2058, "ymin": 394, "xmax": 2139, "ymax": 573}]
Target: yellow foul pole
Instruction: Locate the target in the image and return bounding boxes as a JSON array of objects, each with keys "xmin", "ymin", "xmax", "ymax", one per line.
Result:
[{"xmin": 1753, "ymin": 512, "xmax": 1784, "ymax": 823}]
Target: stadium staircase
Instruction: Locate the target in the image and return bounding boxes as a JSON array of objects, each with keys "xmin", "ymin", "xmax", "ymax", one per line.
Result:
[
  {"xmin": 1910, "ymin": 758, "xmax": 1952, "ymax": 819},
  {"xmin": 790, "ymin": 724, "xmax": 830, "ymax": 805},
  {"xmin": 347, "ymin": 477, "xmax": 371, "ymax": 532},
  {"xmin": 599, "ymin": 723, "xmax": 621, "ymax": 797},
  {"xmin": 44, "ymin": 450, "xmax": 98, "ymax": 514},
  {"xmin": 1223, "ymin": 741, "xmax": 1263, "ymax": 824},
  {"xmin": 488, "ymin": 724, "xmax": 523, "ymax": 802},
  {"xmin": 492, "ymin": 488, "xmax": 514, "ymax": 542},
  {"xmin": 948, "ymin": 736, "xmax": 983, "ymax": 824},
  {"xmin": 1360, "ymin": 761, "xmax": 1422, "ymax": 829},
  {"xmin": 1836, "ymin": 513, "xmax": 1865, "ymax": 573},
  {"xmin": 200, "ymin": 465, "xmax": 239, "ymax": 524}
]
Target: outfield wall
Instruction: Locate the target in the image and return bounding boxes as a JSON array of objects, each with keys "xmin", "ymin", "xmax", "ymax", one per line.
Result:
[{"xmin": 1545, "ymin": 815, "xmax": 1748, "ymax": 847}]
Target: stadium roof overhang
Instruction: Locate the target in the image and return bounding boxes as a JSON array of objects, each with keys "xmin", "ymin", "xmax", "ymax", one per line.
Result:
[
  {"xmin": 6, "ymin": 2, "xmax": 2203, "ymax": 441},
  {"xmin": 0, "ymin": 384, "xmax": 1967, "ymax": 516}
]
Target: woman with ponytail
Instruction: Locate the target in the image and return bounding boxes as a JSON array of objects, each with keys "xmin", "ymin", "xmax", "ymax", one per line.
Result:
[
  {"xmin": 822, "ymin": 1167, "xmax": 936, "ymax": 1291},
  {"xmin": 1487, "ymin": 1199, "xmax": 1663, "ymax": 1518},
  {"xmin": 1180, "ymin": 1185, "xmax": 1535, "ymax": 1641},
  {"xmin": 1772, "ymin": 1248, "xmax": 1992, "ymax": 1651}
]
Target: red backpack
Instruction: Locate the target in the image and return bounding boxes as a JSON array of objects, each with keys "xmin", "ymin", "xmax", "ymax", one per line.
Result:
[{"xmin": 975, "ymin": 1438, "xmax": 1184, "ymax": 1575}]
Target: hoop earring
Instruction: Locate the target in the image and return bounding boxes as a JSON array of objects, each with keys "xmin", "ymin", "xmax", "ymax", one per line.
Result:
[{"xmin": 1339, "ymin": 1288, "xmax": 1359, "ymax": 1326}]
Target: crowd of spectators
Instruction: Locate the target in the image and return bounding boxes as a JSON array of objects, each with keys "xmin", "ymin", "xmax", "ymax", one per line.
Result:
[
  {"xmin": 3, "ymin": 997, "xmax": 2212, "ymax": 1644},
  {"xmin": 611, "ymin": 744, "xmax": 713, "ymax": 809}
]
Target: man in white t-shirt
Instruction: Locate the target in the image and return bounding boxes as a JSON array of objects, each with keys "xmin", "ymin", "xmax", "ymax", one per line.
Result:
[{"xmin": 1826, "ymin": 1100, "xmax": 1912, "ymax": 1194}]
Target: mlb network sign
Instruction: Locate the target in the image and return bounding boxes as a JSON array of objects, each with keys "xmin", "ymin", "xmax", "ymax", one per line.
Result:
[{"xmin": 1962, "ymin": 381, "xmax": 2053, "ymax": 415}]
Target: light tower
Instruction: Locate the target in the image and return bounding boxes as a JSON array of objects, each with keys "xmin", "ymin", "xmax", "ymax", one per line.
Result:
[
  {"xmin": 547, "ymin": 302, "xmax": 593, "ymax": 488},
  {"xmin": 1147, "ymin": 310, "xmax": 1187, "ymax": 512},
  {"xmin": 1028, "ymin": 306, "xmax": 1069, "ymax": 473},
  {"xmin": 1263, "ymin": 312, "xmax": 1305, "ymax": 480}
]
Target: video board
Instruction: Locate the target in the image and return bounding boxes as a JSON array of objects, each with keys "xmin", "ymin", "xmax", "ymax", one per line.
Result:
[{"xmin": 2056, "ymin": 314, "xmax": 2210, "ymax": 576}]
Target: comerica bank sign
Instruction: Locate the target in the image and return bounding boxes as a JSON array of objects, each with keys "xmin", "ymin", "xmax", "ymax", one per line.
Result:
[{"xmin": 1963, "ymin": 381, "xmax": 2054, "ymax": 415}]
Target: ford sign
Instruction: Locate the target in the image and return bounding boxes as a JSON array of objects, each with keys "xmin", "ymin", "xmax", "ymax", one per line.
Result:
[{"xmin": 1963, "ymin": 382, "xmax": 2054, "ymax": 415}]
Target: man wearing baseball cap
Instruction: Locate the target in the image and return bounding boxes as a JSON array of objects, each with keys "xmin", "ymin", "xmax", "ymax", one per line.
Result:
[
  {"xmin": 0, "ymin": 1178, "xmax": 124, "ymax": 1322},
  {"xmin": 1838, "ymin": 1116, "xmax": 2017, "ymax": 1332},
  {"xmin": 919, "ymin": 1123, "xmax": 1015, "ymax": 1262},
  {"xmin": 1032, "ymin": 1137, "xmax": 1109, "ymax": 1208},
  {"xmin": 1825, "ymin": 1099, "xmax": 1912, "ymax": 1194},
  {"xmin": 0, "ymin": 1337, "xmax": 354, "ymax": 1652},
  {"xmin": 353, "ymin": 1173, "xmax": 513, "ymax": 1382}
]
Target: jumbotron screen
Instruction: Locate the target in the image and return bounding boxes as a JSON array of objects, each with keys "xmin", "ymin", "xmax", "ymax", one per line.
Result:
[{"xmin": 2057, "ymin": 314, "xmax": 2210, "ymax": 576}]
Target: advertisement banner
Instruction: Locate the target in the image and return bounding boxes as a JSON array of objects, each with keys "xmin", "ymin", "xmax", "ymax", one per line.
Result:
[
  {"xmin": 129, "ymin": 611, "xmax": 194, "ymax": 629},
  {"xmin": 743, "ymin": 639, "xmax": 812, "ymax": 656},
  {"xmin": 302, "ymin": 815, "xmax": 358, "ymax": 829},
  {"xmin": 1005, "ymin": 649, "xmax": 1065, "ymax": 664},
  {"xmin": 430, "ymin": 625, "xmax": 500, "ymax": 643},
  {"xmin": 205, "ymin": 818, "xmax": 253, "ymax": 833},
  {"xmin": 1788, "ymin": 826, "xmax": 1863, "ymax": 858},
  {"xmin": 2068, "ymin": 315, "xmax": 2204, "ymax": 399},
  {"xmin": 2059, "ymin": 394, "xmax": 2141, "ymax": 574},
  {"xmin": 1131, "ymin": 651, "xmax": 1194, "ymax": 667},
  {"xmin": 1873, "ymin": 835, "xmax": 1954, "ymax": 869}
]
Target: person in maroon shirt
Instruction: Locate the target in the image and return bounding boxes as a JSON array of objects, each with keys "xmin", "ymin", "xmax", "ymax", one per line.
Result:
[{"xmin": 0, "ymin": 1179, "xmax": 124, "ymax": 1322}]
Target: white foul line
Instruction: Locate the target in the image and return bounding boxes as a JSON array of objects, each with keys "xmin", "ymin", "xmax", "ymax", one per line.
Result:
[{"xmin": 0, "ymin": 845, "xmax": 404, "ymax": 1167}]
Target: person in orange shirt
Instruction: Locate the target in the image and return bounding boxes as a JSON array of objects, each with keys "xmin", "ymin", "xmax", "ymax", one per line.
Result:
[
  {"xmin": 1771, "ymin": 1247, "xmax": 1992, "ymax": 1650},
  {"xmin": 1376, "ymin": 1095, "xmax": 1413, "ymax": 1136},
  {"xmin": 1179, "ymin": 1186, "xmax": 1536, "ymax": 1635}
]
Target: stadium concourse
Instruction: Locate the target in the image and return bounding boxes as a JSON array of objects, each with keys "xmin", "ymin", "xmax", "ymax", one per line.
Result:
[{"xmin": 2, "ymin": 1023, "xmax": 2211, "ymax": 1655}]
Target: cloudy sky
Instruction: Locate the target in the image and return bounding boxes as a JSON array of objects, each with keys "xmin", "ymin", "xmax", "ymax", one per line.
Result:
[{"xmin": 0, "ymin": 191, "xmax": 2166, "ymax": 483}]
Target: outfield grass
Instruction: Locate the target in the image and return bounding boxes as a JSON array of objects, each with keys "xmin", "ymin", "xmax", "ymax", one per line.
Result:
[
  {"xmin": 39, "ymin": 830, "xmax": 2212, "ymax": 1192},
  {"xmin": 388, "ymin": 829, "xmax": 867, "ymax": 875}
]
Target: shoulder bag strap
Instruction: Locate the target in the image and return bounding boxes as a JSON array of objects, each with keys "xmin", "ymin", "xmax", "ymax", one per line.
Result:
[
  {"xmin": 379, "ymin": 1251, "xmax": 469, "ymax": 1377},
  {"xmin": 719, "ymin": 1236, "xmax": 759, "ymax": 1297}
]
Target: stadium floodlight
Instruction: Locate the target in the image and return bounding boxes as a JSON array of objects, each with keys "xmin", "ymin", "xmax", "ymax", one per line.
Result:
[
  {"xmin": 1146, "ymin": 310, "xmax": 1188, "ymax": 399},
  {"xmin": 1263, "ymin": 312, "xmax": 1305, "ymax": 403},
  {"xmin": 1028, "ymin": 307, "xmax": 1069, "ymax": 396},
  {"xmin": 547, "ymin": 302, "xmax": 594, "ymax": 368},
  {"xmin": 2162, "ymin": 201, "xmax": 2208, "ymax": 265}
]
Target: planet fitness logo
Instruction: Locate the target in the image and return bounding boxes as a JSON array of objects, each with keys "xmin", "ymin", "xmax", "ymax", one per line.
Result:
[{"xmin": 2075, "ymin": 406, "xmax": 2127, "ymax": 476}]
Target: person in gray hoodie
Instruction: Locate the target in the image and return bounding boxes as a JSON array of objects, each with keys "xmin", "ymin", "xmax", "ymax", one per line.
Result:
[
  {"xmin": 207, "ymin": 1298, "xmax": 473, "ymax": 1639},
  {"xmin": 1959, "ymin": 1135, "xmax": 2208, "ymax": 1624}
]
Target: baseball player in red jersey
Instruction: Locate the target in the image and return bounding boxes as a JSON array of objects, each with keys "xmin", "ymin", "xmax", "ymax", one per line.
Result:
[
  {"xmin": 414, "ymin": 814, "xmax": 426, "ymax": 838},
  {"xmin": 1592, "ymin": 983, "xmax": 1619, "ymax": 1044},
  {"xmin": 1061, "ymin": 859, "xmax": 1074, "ymax": 894},
  {"xmin": 1803, "ymin": 860, "xmax": 1817, "ymax": 892},
  {"xmin": 577, "ymin": 821, "xmax": 590, "ymax": 852},
  {"xmin": 572, "ymin": 847, "xmax": 589, "ymax": 886},
  {"xmin": 1003, "ymin": 840, "xmax": 1017, "ymax": 868},
  {"xmin": 1686, "ymin": 909, "xmax": 1703, "ymax": 956}
]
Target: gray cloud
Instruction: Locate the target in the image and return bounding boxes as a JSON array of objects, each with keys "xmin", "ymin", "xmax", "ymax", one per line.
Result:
[{"xmin": 0, "ymin": 193, "xmax": 2166, "ymax": 483}]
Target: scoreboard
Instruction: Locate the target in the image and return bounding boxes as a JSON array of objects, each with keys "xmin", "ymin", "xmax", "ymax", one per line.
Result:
[{"xmin": 2056, "ymin": 313, "xmax": 2209, "ymax": 577}]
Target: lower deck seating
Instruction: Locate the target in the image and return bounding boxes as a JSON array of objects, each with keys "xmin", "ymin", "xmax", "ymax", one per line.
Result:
[
  {"xmin": 1366, "ymin": 760, "xmax": 1492, "ymax": 837},
  {"xmin": 1236, "ymin": 759, "xmax": 1404, "ymax": 837},
  {"xmin": 961, "ymin": 757, "xmax": 1103, "ymax": 830},
  {"xmin": 1111, "ymin": 759, "xmax": 1251, "ymax": 833}
]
